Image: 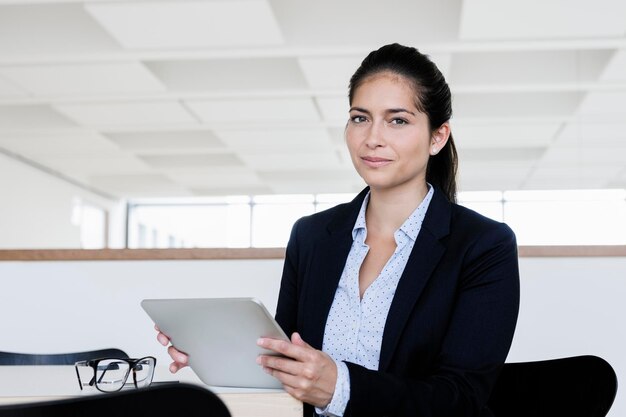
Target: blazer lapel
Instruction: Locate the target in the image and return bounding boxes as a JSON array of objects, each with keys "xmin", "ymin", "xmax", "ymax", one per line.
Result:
[
  {"xmin": 302, "ymin": 188, "xmax": 368, "ymax": 350},
  {"xmin": 378, "ymin": 188, "xmax": 452, "ymax": 371}
]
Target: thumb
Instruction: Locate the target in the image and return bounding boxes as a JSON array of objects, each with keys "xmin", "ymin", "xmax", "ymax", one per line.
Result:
[{"xmin": 291, "ymin": 332, "xmax": 312, "ymax": 348}]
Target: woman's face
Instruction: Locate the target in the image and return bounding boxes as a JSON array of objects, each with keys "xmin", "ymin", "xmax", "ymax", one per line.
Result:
[{"xmin": 346, "ymin": 72, "xmax": 448, "ymax": 194}]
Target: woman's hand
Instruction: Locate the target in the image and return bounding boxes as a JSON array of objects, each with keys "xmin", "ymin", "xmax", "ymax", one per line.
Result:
[
  {"xmin": 256, "ymin": 332, "xmax": 337, "ymax": 408},
  {"xmin": 155, "ymin": 325, "xmax": 189, "ymax": 373}
]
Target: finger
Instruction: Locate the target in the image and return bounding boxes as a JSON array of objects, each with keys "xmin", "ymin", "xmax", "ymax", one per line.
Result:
[
  {"xmin": 257, "ymin": 338, "xmax": 311, "ymax": 362},
  {"xmin": 156, "ymin": 332, "xmax": 170, "ymax": 346},
  {"xmin": 257, "ymin": 354, "xmax": 301, "ymax": 376},
  {"xmin": 167, "ymin": 345, "xmax": 189, "ymax": 365},
  {"xmin": 290, "ymin": 332, "xmax": 312, "ymax": 348},
  {"xmin": 263, "ymin": 367, "xmax": 306, "ymax": 390},
  {"xmin": 169, "ymin": 361, "xmax": 184, "ymax": 374}
]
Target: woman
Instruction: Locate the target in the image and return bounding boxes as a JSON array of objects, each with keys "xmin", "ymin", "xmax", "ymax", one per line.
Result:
[{"xmin": 158, "ymin": 43, "xmax": 520, "ymax": 417}]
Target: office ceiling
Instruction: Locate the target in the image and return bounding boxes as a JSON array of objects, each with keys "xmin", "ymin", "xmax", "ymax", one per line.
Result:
[{"xmin": 0, "ymin": 0, "xmax": 625, "ymax": 199}]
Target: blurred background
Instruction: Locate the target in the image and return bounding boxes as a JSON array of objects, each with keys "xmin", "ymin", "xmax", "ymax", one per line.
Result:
[{"xmin": 0, "ymin": 0, "xmax": 625, "ymax": 249}]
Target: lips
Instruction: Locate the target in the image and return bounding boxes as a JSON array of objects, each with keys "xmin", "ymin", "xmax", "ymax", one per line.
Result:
[{"xmin": 361, "ymin": 156, "xmax": 392, "ymax": 168}]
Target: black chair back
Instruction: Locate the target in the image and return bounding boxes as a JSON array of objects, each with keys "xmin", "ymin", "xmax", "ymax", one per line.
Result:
[
  {"xmin": 488, "ymin": 355, "xmax": 618, "ymax": 417},
  {"xmin": 0, "ymin": 349, "xmax": 128, "ymax": 365},
  {"xmin": 0, "ymin": 382, "xmax": 231, "ymax": 417}
]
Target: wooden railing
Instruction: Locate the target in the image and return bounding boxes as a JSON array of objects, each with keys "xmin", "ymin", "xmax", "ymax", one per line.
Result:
[{"xmin": 0, "ymin": 246, "xmax": 624, "ymax": 261}]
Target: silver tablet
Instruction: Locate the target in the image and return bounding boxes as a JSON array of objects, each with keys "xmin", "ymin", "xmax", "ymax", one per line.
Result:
[{"xmin": 141, "ymin": 297, "xmax": 289, "ymax": 389}]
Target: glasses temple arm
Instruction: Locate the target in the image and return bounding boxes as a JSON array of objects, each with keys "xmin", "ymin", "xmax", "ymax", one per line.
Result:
[{"xmin": 75, "ymin": 366, "xmax": 84, "ymax": 391}]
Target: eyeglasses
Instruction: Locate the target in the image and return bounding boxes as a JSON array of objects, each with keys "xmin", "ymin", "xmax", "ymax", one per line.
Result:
[{"xmin": 75, "ymin": 356, "xmax": 156, "ymax": 392}]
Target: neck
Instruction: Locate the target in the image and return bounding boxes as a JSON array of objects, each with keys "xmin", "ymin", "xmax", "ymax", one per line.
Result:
[{"xmin": 365, "ymin": 182, "xmax": 429, "ymax": 235}]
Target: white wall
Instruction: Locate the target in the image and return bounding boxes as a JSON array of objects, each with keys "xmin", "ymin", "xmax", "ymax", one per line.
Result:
[
  {"xmin": 0, "ymin": 153, "xmax": 124, "ymax": 248},
  {"xmin": 0, "ymin": 256, "xmax": 623, "ymax": 416}
]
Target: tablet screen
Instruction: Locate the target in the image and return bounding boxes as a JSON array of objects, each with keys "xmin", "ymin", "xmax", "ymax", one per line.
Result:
[{"xmin": 142, "ymin": 297, "xmax": 288, "ymax": 388}]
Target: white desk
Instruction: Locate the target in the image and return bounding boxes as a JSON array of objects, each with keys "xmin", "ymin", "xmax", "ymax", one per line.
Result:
[{"xmin": 0, "ymin": 366, "xmax": 302, "ymax": 417}]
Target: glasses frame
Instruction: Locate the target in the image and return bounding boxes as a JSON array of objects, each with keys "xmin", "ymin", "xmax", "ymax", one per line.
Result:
[{"xmin": 75, "ymin": 356, "xmax": 157, "ymax": 392}]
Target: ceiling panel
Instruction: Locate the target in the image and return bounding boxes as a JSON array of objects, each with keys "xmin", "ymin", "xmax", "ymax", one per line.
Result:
[
  {"xmin": 528, "ymin": 165, "xmax": 624, "ymax": 182},
  {"xmin": 327, "ymin": 127, "xmax": 347, "ymax": 145},
  {"xmin": 334, "ymin": 146, "xmax": 355, "ymax": 167},
  {"xmin": 215, "ymin": 128, "xmax": 333, "ymax": 152},
  {"xmin": 88, "ymin": 174, "xmax": 191, "ymax": 198},
  {"xmin": 459, "ymin": 160, "xmax": 535, "ymax": 191},
  {"xmin": 187, "ymin": 98, "xmax": 320, "ymax": 124},
  {"xmin": 460, "ymin": 147, "xmax": 546, "ymax": 162},
  {"xmin": 146, "ymin": 58, "xmax": 308, "ymax": 92},
  {"xmin": 426, "ymin": 53, "xmax": 453, "ymax": 79},
  {"xmin": 53, "ymin": 102, "xmax": 198, "ymax": 127},
  {"xmin": 615, "ymin": 168, "xmax": 626, "ymax": 182},
  {"xmin": 459, "ymin": 177, "xmax": 525, "ymax": 192},
  {"xmin": 33, "ymin": 153, "xmax": 152, "ymax": 176},
  {"xmin": 0, "ymin": 77, "xmax": 27, "ymax": 98},
  {"xmin": 460, "ymin": 0, "xmax": 626, "ymax": 40},
  {"xmin": 0, "ymin": 132, "xmax": 119, "ymax": 156},
  {"xmin": 258, "ymin": 169, "xmax": 358, "ymax": 182},
  {"xmin": 449, "ymin": 50, "xmax": 612, "ymax": 86},
  {"xmin": 606, "ymin": 180, "xmax": 626, "ymax": 189},
  {"xmin": 553, "ymin": 121, "xmax": 626, "ymax": 147},
  {"xmin": 167, "ymin": 167, "xmax": 262, "ymax": 188},
  {"xmin": 461, "ymin": 162, "xmax": 534, "ymax": 180},
  {"xmin": 0, "ymin": 63, "xmax": 166, "ymax": 96},
  {"xmin": 0, "ymin": 105, "xmax": 77, "ymax": 129},
  {"xmin": 298, "ymin": 53, "xmax": 452, "ymax": 91},
  {"xmin": 239, "ymin": 151, "xmax": 343, "ymax": 171},
  {"xmin": 453, "ymin": 121, "xmax": 562, "ymax": 149},
  {"xmin": 191, "ymin": 185, "xmax": 273, "ymax": 196},
  {"xmin": 271, "ymin": 179, "xmax": 364, "ymax": 194},
  {"xmin": 576, "ymin": 91, "xmax": 626, "ymax": 116},
  {"xmin": 600, "ymin": 49, "xmax": 626, "ymax": 81},
  {"xmin": 453, "ymin": 92, "xmax": 584, "ymax": 119},
  {"xmin": 316, "ymin": 96, "xmax": 349, "ymax": 123},
  {"xmin": 265, "ymin": 173, "xmax": 365, "ymax": 194},
  {"xmin": 138, "ymin": 153, "xmax": 244, "ymax": 169},
  {"xmin": 522, "ymin": 176, "xmax": 612, "ymax": 190},
  {"xmin": 461, "ymin": 170, "xmax": 531, "ymax": 194},
  {"xmin": 271, "ymin": 0, "xmax": 461, "ymax": 45},
  {"xmin": 298, "ymin": 56, "xmax": 363, "ymax": 90},
  {"xmin": 539, "ymin": 146, "xmax": 626, "ymax": 165},
  {"xmin": 104, "ymin": 131, "xmax": 225, "ymax": 151},
  {"xmin": 85, "ymin": 0, "xmax": 284, "ymax": 49},
  {"xmin": 0, "ymin": 4, "xmax": 122, "ymax": 56}
]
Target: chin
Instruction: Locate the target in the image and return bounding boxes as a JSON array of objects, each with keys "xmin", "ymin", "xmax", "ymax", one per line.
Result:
[
  {"xmin": 361, "ymin": 177, "xmax": 396, "ymax": 191},
  {"xmin": 362, "ymin": 174, "xmax": 426, "ymax": 193}
]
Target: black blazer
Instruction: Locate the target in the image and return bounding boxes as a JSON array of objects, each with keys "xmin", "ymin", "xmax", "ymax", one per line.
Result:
[{"xmin": 275, "ymin": 187, "xmax": 520, "ymax": 417}]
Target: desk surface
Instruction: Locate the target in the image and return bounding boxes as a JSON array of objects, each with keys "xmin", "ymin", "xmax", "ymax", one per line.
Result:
[{"xmin": 0, "ymin": 366, "xmax": 302, "ymax": 417}]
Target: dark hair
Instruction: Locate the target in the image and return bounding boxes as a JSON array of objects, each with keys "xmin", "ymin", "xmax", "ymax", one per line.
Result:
[{"xmin": 348, "ymin": 43, "xmax": 458, "ymax": 203}]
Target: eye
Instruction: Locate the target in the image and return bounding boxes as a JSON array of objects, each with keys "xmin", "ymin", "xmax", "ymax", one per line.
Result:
[
  {"xmin": 390, "ymin": 118, "xmax": 408, "ymax": 125},
  {"xmin": 350, "ymin": 115, "xmax": 367, "ymax": 124}
]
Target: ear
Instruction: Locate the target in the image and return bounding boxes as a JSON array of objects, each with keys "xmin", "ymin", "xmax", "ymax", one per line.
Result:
[{"xmin": 430, "ymin": 122, "xmax": 451, "ymax": 156}]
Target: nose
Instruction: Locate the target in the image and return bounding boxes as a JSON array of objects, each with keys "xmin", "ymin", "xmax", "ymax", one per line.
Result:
[{"xmin": 365, "ymin": 120, "xmax": 385, "ymax": 148}]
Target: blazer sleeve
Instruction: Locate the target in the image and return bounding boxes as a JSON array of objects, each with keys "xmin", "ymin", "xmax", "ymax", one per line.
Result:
[
  {"xmin": 275, "ymin": 218, "xmax": 302, "ymax": 337},
  {"xmin": 345, "ymin": 222, "xmax": 520, "ymax": 417}
]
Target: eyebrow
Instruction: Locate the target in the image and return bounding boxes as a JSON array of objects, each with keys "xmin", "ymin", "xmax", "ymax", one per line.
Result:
[{"xmin": 349, "ymin": 106, "xmax": 416, "ymax": 116}]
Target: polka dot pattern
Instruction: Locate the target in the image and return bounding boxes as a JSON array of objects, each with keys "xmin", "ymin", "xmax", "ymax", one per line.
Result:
[{"xmin": 317, "ymin": 186, "xmax": 434, "ymax": 416}]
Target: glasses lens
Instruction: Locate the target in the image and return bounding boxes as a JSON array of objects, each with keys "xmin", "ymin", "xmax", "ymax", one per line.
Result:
[
  {"xmin": 132, "ymin": 357, "xmax": 155, "ymax": 388},
  {"xmin": 95, "ymin": 359, "xmax": 130, "ymax": 392}
]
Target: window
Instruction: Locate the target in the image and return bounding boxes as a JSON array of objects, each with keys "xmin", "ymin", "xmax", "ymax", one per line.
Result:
[
  {"xmin": 72, "ymin": 198, "xmax": 108, "ymax": 249},
  {"xmin": 458, "ymin": 191, "xmax": 504, "ymax": 222},
  {"xmin": 127, "ymin": 189, "xmax": 626, "ymax": 248},
  {"xmin": 252, "ymin": 195, "xmax": 315, "ymax": 247},
  {"xmin": 127, "ymin": 197, "xmax": 251, "ymax": 248},
  {"xmin": 503, "ymin": 189, "xmax": 626, "ymax": 245}
]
